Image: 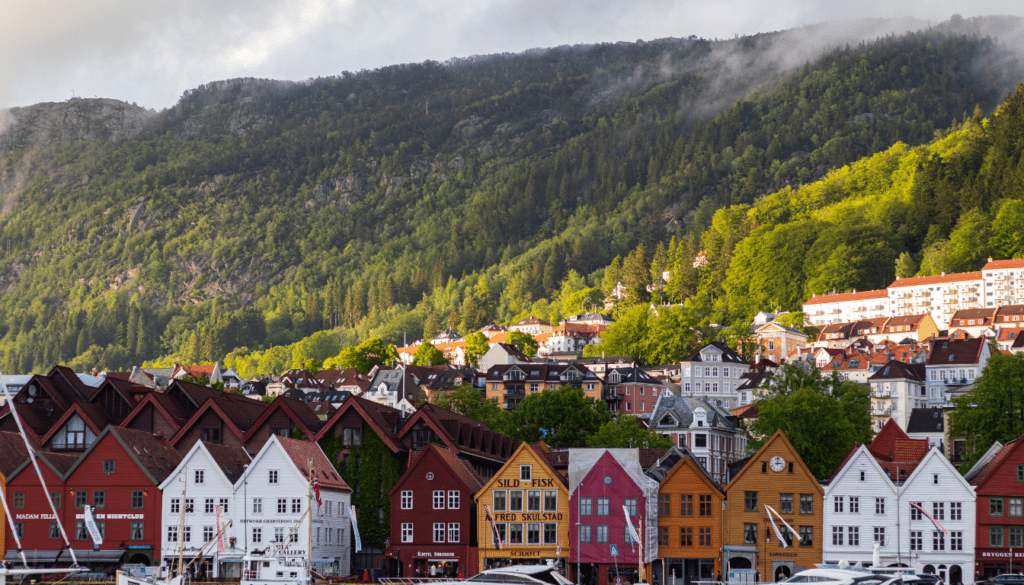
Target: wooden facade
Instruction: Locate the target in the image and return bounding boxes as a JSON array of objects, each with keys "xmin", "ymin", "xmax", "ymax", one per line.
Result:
[
  {"xmin": 474, "ymin": 443, "xmax": 570, "ymax": 572},
  {"xmin": 656, "ymin": 453, "xmax": 725, "ymax": 585},
  {"xmin": 723, "ymin": 430, "xmax": 823, "ymax": 582}
]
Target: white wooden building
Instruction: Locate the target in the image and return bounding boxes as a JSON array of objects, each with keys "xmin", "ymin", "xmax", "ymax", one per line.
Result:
[
  {"xmin": 160, "ymin": 436, "xmax": 352, "ymax": 579},
  {"xmin": 824, "ymin": 445, "xmax": 975, "ymax": 585}
]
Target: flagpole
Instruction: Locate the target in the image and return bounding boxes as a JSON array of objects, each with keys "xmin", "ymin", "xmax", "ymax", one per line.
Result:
[{"xmin": 308, "ymin": 460, "xmax": 313, "ymax": 585}]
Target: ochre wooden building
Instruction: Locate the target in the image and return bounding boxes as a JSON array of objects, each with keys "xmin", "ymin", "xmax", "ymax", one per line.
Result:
[
  {"xmin": 656, "ymin": 448, "xmax": 726, "ymax": 585},
  {"xmin": 474, "ymin": 442, "xmax": 570, "ymax": 572},
  {"xmin": 723, "ymin": 430, "xmax": 823, "ymax": 582}
]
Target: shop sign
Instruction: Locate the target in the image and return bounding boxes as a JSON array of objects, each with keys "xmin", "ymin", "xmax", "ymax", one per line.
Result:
[
  {"xmin": 496, "ymin": 479, "xmax": 558, "ymax": 488},
  {"xmin": 980, "ymin": 551, "xmax": 1024, "ymax": 559},
  {"xmin": 491, "ymin": 513, "xmax": 564, "ymax": 522},
  {"xmin": 509, "ymin": 550, "xmax": 543, "ymax": 558},
  {"xmin": 14, "ymin": 514, "xmax": 57, "ymax": 520},
  {"xmin": 417, "ymin": 552, "xmax": 456, "ymax": 557},
  {"xmin": 769, "ymin": 552, "xmax": 798, "ymax": 558},
  {"xmin": 74, "ymin": 513, "xmax": 145, "ymax": 520}
]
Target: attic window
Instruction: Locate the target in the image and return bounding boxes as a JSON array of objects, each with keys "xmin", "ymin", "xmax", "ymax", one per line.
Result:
[{"xmin": 948, "ymin": 355, "xmax": 955, "ymax": 361}]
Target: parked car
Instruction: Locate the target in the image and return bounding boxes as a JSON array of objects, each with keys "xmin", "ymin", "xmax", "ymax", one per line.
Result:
[
  {"xmin": 914, "ymin": 574, "xmax": 943, "ymax": 585},
  {"xmin": 976, "ymin": 575, "xmax": 1024, "ymax": 585}
]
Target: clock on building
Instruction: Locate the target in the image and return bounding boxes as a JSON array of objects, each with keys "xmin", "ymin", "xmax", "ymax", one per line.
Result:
[{"xmin": 769, "ymin": 456, "xmax": 785, "ymax": 472}]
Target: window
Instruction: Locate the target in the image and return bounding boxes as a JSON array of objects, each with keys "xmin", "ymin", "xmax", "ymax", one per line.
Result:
[
  {"xmin": 874, "ymin": 527, "xmax": 885, "ymax": 544},
  {"xmin": 252, "ymin": 527, "xmax": 262, "ymax": 543},
  {"xmin": 103, "ymin": 460, "xmax": 115, "ymax": 474},
  {"xmin": 699, "ymin": 495, "xmax": 712, "ymax": 516},
  {"xmin": 860, "ymin": 471, "xmax": 865, "ymax": 481},
  {"xmin": 131, "ymin": 521, "xmax": 144, "ymax": 541},
  {"xmin": 448, "ymin": 490, "xmax": 460, "ymax": 510},
  {"xmin": 695, "ymin": 434, "xmax": 707, "ymax": 447},
  {"xmin": 681, "ymin": 495, "xmax": 693, "ymax": 516},
  {"xmin": 343, "ymin": 427, "xmax": 362, "ymax": 446},
  {"xmin": 434, "ymin": 522, "xmax": 446, "ymax": 543},
  {"xmin": 253, "ymin": 498, "xmax": 263, "ymax": 514},
  {"xmin": 401, "ymin": 523, "xmax": 413, "ymax": 543},
  {"xmin": 292, "ymin": 498, "xmax": 301, "ymax": 513},
  {"xmin": 932, "ymin": 502, "xmax": 944, "ymax": 520},
  {"xmin": 1011, "ymin": 527, "xmax": 1024, "ymax": 548},
  {"xmin": 50, "ymin": 491, "xmax": 61, "ymax": 509},
  {"xmin": 699, "ymin": 527, "xmax": 712, "ymax": 546},
  {"xmin": 205, "ymin": 498, "xmax": 215, "ymax": 514},
  {"xmin": 195, "ymin": 470, "xmax": 205, "ymax": 484},
  {"xmin": 493, "ymin": 490, "xmax": 506, "ymax": 511},
  {"xmin": 183, "ymin": 526, "xmax": 191, "ymax": 542},
  {"xmin": 990, "ymin": 497, "xmax": 1004, "ymax": 517},
  {"xmin": 92, "ymin": 490, "xmax": 105, "ymax": 509},
  {"xmin": 13, "ymin": 522, "xmax": 23, "ymax": 540},
  {"xmin": 75, "ymin": 490, "xmax": 87, "ymax": 509},
  {"xmin": 799, "ymin": 526, "xmax": 813, "ymax": 547},
  {"xmin": 931, "ymin": 531, "xmax": 945, "ymax": 551},
  {"xmin": 834, "ymin": 496, "xmax": 844, "ymax": 513},
  {"xmin": 596, "ymin": 524, "xmax": 609, "ymax": 543},
  {"xmin": 132, "ymin": 490, "xmax": 144, "ymax": 509},
  {"xmin": 275, "ymin": 498, "xmax": 286, "ymax": 514},
  {"xmin": 950, "ymin": 501, "xmax": 961, "ymax": 520},
  {"xmin": 848, "ymin": 526, "xmax": 859, "ymax": 546},
  {"xmin": 434, "ymin": 490, "xmax": 445, "ymax": 509},
  {"xmin": 580, "ymin": 525, "xmax": 592, "ymax": 543},
  {"xmin": 658, "ymin": 494, "xmax": 670, "ymax": 516},
  {"xmin": 597, "ymin": 497, "xmax": 610, "ymax": 516},
  {"xmin": 780, "ymin": 494, "xmax": 793, "ymax": 514},
  {"xmin": 624, "ymin": 498, "xmax": 638, "ymax": 517},
  {"xmin": 950, "ymin": 531, "xmax": 963, "ymax": 551},
  {"xmin": 509, "ymin": 523, "xmax": 523, "ymax": 545},
  {"xmin": 1010, "ymin": 497, "xmax": 1023, "ymax": 517},
  {"xmin": 744, "ymin": 524, "xmax": 757, "ymax": 544},
  {"xmin": 800, "ymin": 494, "xmax": 813, "ymax": 514},
  {"xmin": 12, "ymin": 492, "xmax": 24, "ymax": 509},
  {"xmin": 528, "ymin": 490, "xmax": 541, "ymax": 511},
  {"xmin": 911, "ymin": 530, "xmax": 923, "ymax": 550},
  {"xmin": 849, "ymin": 497, "xmax": 859, "ymax": 513},
  {"xmin": 875, "ymin": 498, "xmax": 885, "ymax": 515},
  {"xmin": 269, "ymin": 470, "xmax": 278, "ymax": 484},
  {"xmin": 520, "ymin": 465, "xmax": 532, "ymax": 481},
  {"xmin": 510, "ymin": 490, "xmax": 523, "ymax": 511},
  {"xmin": 204, "ymin": 526, "xmax": 215, "ymax": 542},
  {"xmin": 544, "ymin": 523, "xmax": 557, "ymax": 545},
  {"xmin": 744, "ymin": 491, "xmax": 757, "ymax": 511},
  {"xmin": 579, "ymin": 497, "xmax": 592, "ymax": 516},
  {"xmin": 1018, "ymin": 464, "xmax": 1024, "ymax": 481},
  {"xmin": 528, "ymin": 523, "xmax": 541, "ymax": 545},
  {"xmin": 220, "ymin": 498, "xmax": 229, "ymax": 514},
  {"xmin": 202, "ymin": 427, "xmax": 220, "ymax": 443},
  {"xmin": 832, "ymin": 526, "xmax": 844, "ymax": 546},
  {"xmin": 170, "ymin": 498, "xmax": 180, "ymax": 514},
  {"xmin": 401, "ymin": 491, "xmax": 413, "ymax": 510},
  {"xmin": 992, "ymin": 526, "xmax": 1006, "ymax": 547},
  {"xmin": 680, "ymin": 527, "xmax": 693, "ymax": 546},
  {"xmin": 911, "ymin": 502, "xmax": 923, "ymax": 520},
  {"xmin": 167, "ymin": 526, "xmax": 179, "ymax": 543},
  {"xmin": 659, "ymin": 526, "xmax": 669, "ymax": 546}
]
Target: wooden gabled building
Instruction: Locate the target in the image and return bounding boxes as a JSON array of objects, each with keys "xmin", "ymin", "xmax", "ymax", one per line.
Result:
[{"xmin": 396, "ymin": 403, "xmax": 519, "ymax": 479}]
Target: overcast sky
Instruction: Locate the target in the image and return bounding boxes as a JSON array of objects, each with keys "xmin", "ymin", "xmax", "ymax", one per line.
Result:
[{"xmin": 2, "ymin": 0, "xmax": 1023, "ymax": 112}]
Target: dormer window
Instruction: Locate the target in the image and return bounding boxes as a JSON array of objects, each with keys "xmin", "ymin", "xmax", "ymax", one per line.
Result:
[
  {"xmin": 52, "ymin": 415, "xmax": 95, "ymax": 450},
  {"xmin": 608, "ymin": 372, "xmax": 621, "ymax": 384}
]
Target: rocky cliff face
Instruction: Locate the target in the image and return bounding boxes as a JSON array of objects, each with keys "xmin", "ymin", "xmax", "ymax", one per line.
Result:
[{"xmin": 0, "ymin": 98, "xmax": 157, "ymax": 151}]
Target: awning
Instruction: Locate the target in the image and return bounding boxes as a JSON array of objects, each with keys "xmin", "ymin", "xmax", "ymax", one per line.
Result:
[
  {"xmin": 220, "ymin": 559, "xmax": 245, "ymax": 563},
  {"xmin": 4, "ymin": 550, "xmax": 60, "ymax": 564},
  {"xmin": 311, "ymin": 559, "xmax": 336, "ymax": 565},
  {"xmin": 74, "ymin": 549, "xmax": 127, "ymax": 563}
]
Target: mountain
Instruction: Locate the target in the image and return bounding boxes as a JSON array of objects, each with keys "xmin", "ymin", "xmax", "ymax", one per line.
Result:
[{"xmin": 0, "ymin": 16, "xmax": 1021, "ymax": 374}]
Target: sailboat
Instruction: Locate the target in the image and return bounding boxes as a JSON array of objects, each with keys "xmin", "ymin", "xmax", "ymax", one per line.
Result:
[{"xmin": 0, "ymin": 378, "xmax": 86, "ymax": 583}]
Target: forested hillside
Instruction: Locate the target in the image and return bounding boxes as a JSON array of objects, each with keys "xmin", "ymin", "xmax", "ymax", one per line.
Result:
[{"xmin": 0, "ymin": 16, "xmax": 1020, "ymax": 374}]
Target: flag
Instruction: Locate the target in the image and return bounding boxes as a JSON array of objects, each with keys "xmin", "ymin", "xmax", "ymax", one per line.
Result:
[
  {"xmin": 83, "ymin": 505, "xmax": 103, "ymax": 547},
  {"xmin": 910, "ymin": 502, "xmax": 949, "ymax": 535},
  {"xmin": 764, "ymin": 505, "xmax": 797, "ymax": 548},
  {"xmin": 623, "ymin": 505, "xmax": 640, "ymax": 545},
  {"xmin": 350, "ymin": 505, "xmax": 363, "ymax": 553},
  {"xmin": 312, "ymin": 472, "xmax": 322, "ymax": 507},
  {"xmin": 216, "ymin": 505, "xmax": 225, "ymax": 553},
  {"xmin": 485, "ymin": 505, "xmax": 503, "ymax": 550}
]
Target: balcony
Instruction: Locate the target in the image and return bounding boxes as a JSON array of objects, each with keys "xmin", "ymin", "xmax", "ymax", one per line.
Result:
[{"xmin": 871, "ymin": 408, "xmax": 891, "ymax": 417}]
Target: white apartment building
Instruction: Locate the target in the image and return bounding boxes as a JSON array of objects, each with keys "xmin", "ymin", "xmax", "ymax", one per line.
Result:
[
  {"xmin": 679, "ymin": 342, "xmax": 751, "ymax": 409},
  {"xmin": 924, "ymin": 337, "xmax": 990, "ymax": 407},
  {"xmin": 803, "ymin": 258, "xmax": 1024, "ymax": 331},
  {"xmin": 866, "ymin": 361, "xmax": 927, "ymax": 432},
  {"xmin": 160, "ymin": 436, "xmax": 352, "ymax": 579},
  {"xmin": 824, "ymin": 446, "xmax": 975, "ymax": 585}
]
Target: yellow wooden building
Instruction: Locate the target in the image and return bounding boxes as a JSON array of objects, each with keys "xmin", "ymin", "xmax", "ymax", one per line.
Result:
[
  {"xmin": 474, "ymin": 442, "xmax": 571, "ymax": 572},
  {"xmin": 723, "ymin": 430, "xmax": 823, "ymax": 582},
  {"xmin": 656, "ymin": 450, "xmax": 726, "ymax": 585}
]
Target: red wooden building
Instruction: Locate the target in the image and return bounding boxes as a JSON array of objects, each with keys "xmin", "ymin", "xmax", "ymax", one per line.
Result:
[
  {"xmin": 3, "ymin": 450, "xmax": 77, "ymax": 566},
  {"xmin": 385, "ymin": 443, "xmax": 484, "ymax": 579},
  {"xmin": 6, "ymin": 426, "xmax": 182, "ymax": 570},
  {"xmin": 968, "ymin": 436, "xmax": 1024, "ymax": 579}
]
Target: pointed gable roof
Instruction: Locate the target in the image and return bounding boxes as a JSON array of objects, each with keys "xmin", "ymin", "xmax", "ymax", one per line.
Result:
[
  {"xmin": 257, "ymin": 435, "xmax": 349, "ymax": 491},
  {"xmin": 899, "ymin": 446, "xmax": 975, "ymax": 494},
  {"xmin": 65, "ymin": 426, "xmax": 183, "ymax": 485},
  {"xmin": 397, "ymin": 402, "xmax": 519, "ymax": 464},
  {"xmin": 969, "ymin": 437, "xmax": 1024, "ymax": 489},
  {"xmin": 825, "ymin": 444, "xmax": 898, "ymax": 495},
  {"xmin": 389, "ymin": 443, "xmax": 484, "ymax": 496},
  {"xmin": 314, "ymin": 393, "xmax": 405, "ymax": 453},
  {"xmin": 38, "ymin": 401, "xmax": 111, "ymax": 446},
  {"xmin": 867, "ymin": 419, "xmax": 910, "ymax": 461},
  {"xmin": 169, "ymin": 390, "xmax": 270, "ymax": 447},
  {"xmin": 118, "ymin": 390, "xmax": 187, "ymax": 435},
  {"xmin": 246, "ymin": 395, "xmax": 324, "ymax": 441},
  {"xmin": 726, "ymin": 429, "xmax": 824, "ymax": 489},
  {"xmin": 655, "ymin": 444, "xmax": 724, "ymax": 494}
]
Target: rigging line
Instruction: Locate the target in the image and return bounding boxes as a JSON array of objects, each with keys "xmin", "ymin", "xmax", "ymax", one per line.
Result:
[
  {"xmin": 0, "ymin": 372, "xmax": 79, "ymax": 567},
  {"xmin": 0, "ymin": 453, "xmax": 26, "ymax": 568}
]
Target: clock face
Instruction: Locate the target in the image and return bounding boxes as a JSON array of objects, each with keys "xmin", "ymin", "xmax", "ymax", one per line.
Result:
[{"xmin": 770, "ymin": 456, "xmax": 785, "ymax": 472}]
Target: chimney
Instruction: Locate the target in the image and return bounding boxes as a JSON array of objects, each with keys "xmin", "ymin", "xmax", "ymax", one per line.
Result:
[{"xmin": 989, "ymin": 257, "xmax": 993, "ymax": 262}]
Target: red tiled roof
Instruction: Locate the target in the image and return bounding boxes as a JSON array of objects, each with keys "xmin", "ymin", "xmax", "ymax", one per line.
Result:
[
  {"xmin": 983, "ymin": 259, "xmax": 1024, "ymax": 271},
  {"xmin": 926, "ymin": 337, "xmax": 985, "ymax": 366},
  {"xmin": 888, "ymin": 272, "xmax": 981, "ymax": 288},
  {"xmin": 0, "ymin": 431, "xmax": 29, "ymax": 477},
  {"xmin": 892, "ymin": 438, "xmax": 929, "ymax": 463},
  {"xmin": 868, "ymin": 419, "xmax": 910, "ymax": 461},
  {"xmin": 275, "ymin": 436, "xmax": 350, "ymax": 491},
  {"xmin": 804, "ymin": 289, "xmax": 888, "ymax": 306},
  {"xmin": 970, "ymin": 438, "xmax": 1022, "ymax": 488}
]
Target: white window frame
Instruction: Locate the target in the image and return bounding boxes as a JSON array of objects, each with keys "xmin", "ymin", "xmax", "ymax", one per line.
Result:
[
  {"xmin": 448, "ymin": 490, "xmax": 460, "ymax": 509},
  {"xmin": 401, "ymin": 490, "xmax": 413, "ymax": 510}
]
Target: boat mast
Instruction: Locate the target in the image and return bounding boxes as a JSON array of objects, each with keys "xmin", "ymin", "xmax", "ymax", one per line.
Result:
[
  {"xmin": 178, "ymin": 467, "xmax": 188, "ymax": 577},
  {"xmin": 308, "ymin": 460, "xmax": 313, "ymax": 585},
  {"xmin": 0, "ymin": 373, "xmax": 79, "ymax": 567}
]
